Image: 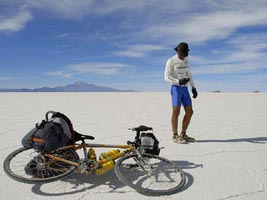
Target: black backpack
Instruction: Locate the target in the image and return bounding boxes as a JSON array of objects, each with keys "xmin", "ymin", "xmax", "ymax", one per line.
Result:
[
  {"xmin": 139, "ymin": 132, "xmax": 160, "ymax": 155},
  {"xmin": 22, "ymin": 111, "xmax": 75, "ymax": 152}
]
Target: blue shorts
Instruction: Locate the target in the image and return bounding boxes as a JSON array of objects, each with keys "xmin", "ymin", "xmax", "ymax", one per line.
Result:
[{"xmin": 171, "ymin": 85, "xmax": 192, "ymax": 107}]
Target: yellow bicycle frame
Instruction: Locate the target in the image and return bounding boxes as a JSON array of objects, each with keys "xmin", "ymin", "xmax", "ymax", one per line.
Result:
[{"xmin": 44, "ymin": 143, "xmax": 135, "ymax": 169}]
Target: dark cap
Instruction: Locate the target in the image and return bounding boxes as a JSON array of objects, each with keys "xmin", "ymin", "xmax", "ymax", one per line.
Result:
[
  {"xmin": 174, "ymin": 42, "xmax": 189, "ymax": 51},
  {"xmin": 174, "ymin": 42, "xmax": 189, "ymax": 57}
]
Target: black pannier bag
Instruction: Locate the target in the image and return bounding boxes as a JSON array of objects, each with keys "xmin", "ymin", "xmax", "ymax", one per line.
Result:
[
  {"xmin": 140, "ymin": 131, "xmax": 160, "ymax": 155},
  {"xmin": 22, "ymin": 111, "xmax": 74, "ymax": 152}
]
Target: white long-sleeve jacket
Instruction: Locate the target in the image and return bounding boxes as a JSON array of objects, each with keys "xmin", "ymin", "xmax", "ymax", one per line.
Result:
[{"xmin": 164, "ymin": 55, "xmax": 195, "ymax": 88}]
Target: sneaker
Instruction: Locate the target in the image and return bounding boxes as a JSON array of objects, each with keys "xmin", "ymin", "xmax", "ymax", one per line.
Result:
[
  {"xmin": 173, "ymin": 134, "xmax": 187, "ymax": 144},
  {"xmin": 181, "ymin": 132, "xmax": 196, "ymax": 142}
]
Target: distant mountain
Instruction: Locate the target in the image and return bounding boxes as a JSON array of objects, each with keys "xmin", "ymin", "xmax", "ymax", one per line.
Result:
[{"xmin": 0, "ymin": 81, "xmax": 139, "ymax": 92}]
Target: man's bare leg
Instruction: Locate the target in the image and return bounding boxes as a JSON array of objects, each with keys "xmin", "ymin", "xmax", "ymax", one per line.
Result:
[
  {"xmin": 172, "ymin": 106, "xmax": 186, "ymax": 143},
  {"xmin": 171, "ymin": 106, "xmax": 180, "ymax": 134},
  {"xmin": 181, "ymin": 105, "xmax": 195, "ymax": 142},
  {"xmin": 182, "ymin": 106, "xmax": 193, "ymax": 132}
]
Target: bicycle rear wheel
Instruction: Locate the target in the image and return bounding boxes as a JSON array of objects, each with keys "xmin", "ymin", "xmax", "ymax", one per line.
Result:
[
  {"xmin": 115, "ymin": 153, "xmax": 186, "ymax": 196},
  {"xmin": 3, "ymin": 147, "xmax": 79, "ymax": 184}
]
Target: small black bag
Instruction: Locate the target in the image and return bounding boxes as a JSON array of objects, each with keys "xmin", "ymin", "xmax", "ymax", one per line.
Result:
[
  {"xmin": 22, "ymin": 111, "xmax": 74, "ymax": 152},
  {"xmin": 140, "ymin": 132, "xmax": 160, "ymax": 155}
]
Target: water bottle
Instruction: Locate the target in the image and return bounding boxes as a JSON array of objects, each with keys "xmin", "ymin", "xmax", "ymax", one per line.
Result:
[
  {"xmin": 95, "ymin": 160, "xmax": 115, "ymax": 175},
  {"xmin": 99, "ymin": 149, "xmax": 120, "ymax": 160},
  {"xmin": 88, "ymin": 148, "xmax": 96, "ymax": 160}
]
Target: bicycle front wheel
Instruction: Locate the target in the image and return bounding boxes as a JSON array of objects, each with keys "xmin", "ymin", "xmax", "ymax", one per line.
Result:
[
  {"xmin": 115, "ymin": 153, "xmax": 186, "ymax": 196},
  {"xmin": 4, "ymin": 147, "xmax": 79, "ymax": 184}
]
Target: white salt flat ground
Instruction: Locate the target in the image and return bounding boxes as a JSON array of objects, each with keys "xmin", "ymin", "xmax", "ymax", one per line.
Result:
[{"xmin": 0, "ymin": 92, "xmax": 267, "ymax": 200}]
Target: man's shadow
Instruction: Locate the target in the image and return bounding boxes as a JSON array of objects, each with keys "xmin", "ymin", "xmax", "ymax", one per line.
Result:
[
  {"xmin": 197, "ymin": 136, "xmax": 267, "ymax": 144},
  {"xmin": 31, "ymin": 160, "xmax": 202, "ymax": 196}
]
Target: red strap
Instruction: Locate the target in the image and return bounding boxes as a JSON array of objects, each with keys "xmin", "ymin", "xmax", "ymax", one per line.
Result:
[{"xmin": 32, "ymin": 138, "xmax": 44, "ymax": 143}]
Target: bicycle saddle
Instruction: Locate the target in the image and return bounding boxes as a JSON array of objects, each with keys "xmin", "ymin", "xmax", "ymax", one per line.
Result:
[
  {"xmin": 74, "ymin": 131, "xmax": 95, "ymax": 141},
  {"xmin": 130, "ymin": 125, "xmax": 153, "ymax": 132}
]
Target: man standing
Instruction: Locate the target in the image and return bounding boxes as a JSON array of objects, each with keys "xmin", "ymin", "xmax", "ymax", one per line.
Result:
[{"xmin": 164, "ymin": 42, "xmax": 198, "ymax": 144}]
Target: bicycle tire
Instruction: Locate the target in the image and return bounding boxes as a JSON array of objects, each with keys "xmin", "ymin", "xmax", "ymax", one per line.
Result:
[
  {"xmin": 115, "ymin": 153, "xmax": 186, "ymax": 196},
  {"xmin": 3, "ymin": 147, "xmax": 79, "ymax": 184}
]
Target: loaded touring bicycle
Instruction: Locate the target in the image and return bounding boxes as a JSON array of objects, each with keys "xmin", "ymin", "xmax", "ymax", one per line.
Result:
[{"xmin": 4, "ymin": 111, "xmax": 186, "ymax": 196}]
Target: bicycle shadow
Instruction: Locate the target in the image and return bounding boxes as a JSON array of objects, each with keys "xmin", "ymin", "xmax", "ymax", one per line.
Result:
[
  {"xmin": 31, "ymin": 160, "xmax": 201, "ymax": 197},
  {"xmin": 172, "ymin": 160, "xmax": 203, "ymax": 193},
  {"xmin": 196, "ymin": 136, "xmax": 267, "ymax": 144},
  {"xmin": 31, "ymin": 170, "xmax": 126, "ymax": 196}
]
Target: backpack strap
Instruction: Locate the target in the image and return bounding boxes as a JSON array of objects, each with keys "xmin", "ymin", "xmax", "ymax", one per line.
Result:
[
  {"xmin": 30, "ymin": 120, "xmax": 46, "ymax": 144},
  {"xmin": 45, "ymin": 111, "xmax": 57, "ymax": 121},
  {"xmin": 35, "ymin": 120, "xmax": 47, "ymax": 129}
]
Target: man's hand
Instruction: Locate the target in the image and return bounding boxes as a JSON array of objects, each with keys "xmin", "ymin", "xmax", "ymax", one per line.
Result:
[
  {"xmin": 179, "ymin": 78, "xmax": 190, "ymax": 85},
  {"xmin": 192, "ymin": 88, "xmax": 198, "ymax": 98}
]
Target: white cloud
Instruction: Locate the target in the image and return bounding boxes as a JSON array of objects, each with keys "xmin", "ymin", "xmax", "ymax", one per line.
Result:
[
  {"xmin": 128, "ymin": 73, "xmax": 162, "ymax": 79},
  {"xmin": 2, "ymin": 0, "xmax": 267, "ymax": 45},
  {"xmin": 114, "ymin": 44, "xmax": 167, "ymax": 58},
  {"xmin": 46, "ymin": 71, "xmax": 73, "ymax": 78},
  {"xmin": 192, "ymin": 9, "xmax": 267, "ymax": 41},
  {"xmin": 142, "ymin": 7, "xmax": 267, "ymax": 44},
  {"xmin": 115, "ymin": 51, "xmax": 145, "ymax": 58},
  {"xmin": 53, "ymin": 33, "xmax": 70, "ymax": 38},
  {"xmin": 191, "ymin": 48, "xmax": 266, "ymax": 67},
  {"xmin": 187, "ymin": 30, "xmax": 267, "ymax": 77},
  {"xmin": 227, "ymin": 33, "xmax": 267, "ymax": 51},
  {"xmin": 91, "ymin": 0, "xmax": 151, "ymax": 14},
  {"xmin": 124, "ymin": 0, "xmax": 267, "ymax": 45},
  {"xmin": 25, "ymin": 0, "xmax": 94, "ymax": 20},
  {"xmin": 0, "ymin": 0, "xmax": 94, "ymax": 33},
  {"xmin": 48, "ymin": 62, "xmax": 131, "ymax": 77},
  {"xmin": 193, "ymin": 62, "xmax": 265, "ymax": 75},
  {"xmin": 68, "ymin": 62, "xmax": 131, "ymax": 75},
  {"xmin": 0, "ymin": 10, "xmax": 32, "ymax": 32},
  {"xmin": 224, "ymin": 51, "xmax": 264, "ymax": 63}
]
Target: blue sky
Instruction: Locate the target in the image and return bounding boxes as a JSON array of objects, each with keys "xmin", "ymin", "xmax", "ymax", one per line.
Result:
[{"xmin": 0, "ymin": 0, "xmax": 266, "ymax": 92}]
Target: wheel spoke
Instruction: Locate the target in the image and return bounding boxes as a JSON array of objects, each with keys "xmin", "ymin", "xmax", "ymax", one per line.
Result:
[
  {"xmin": 115, "ymin": 153, "xmax": 185, "ymax": 195},
  {"xmin": 4, "ymin": 147, "xmax": 79, "ymax": 184}
]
